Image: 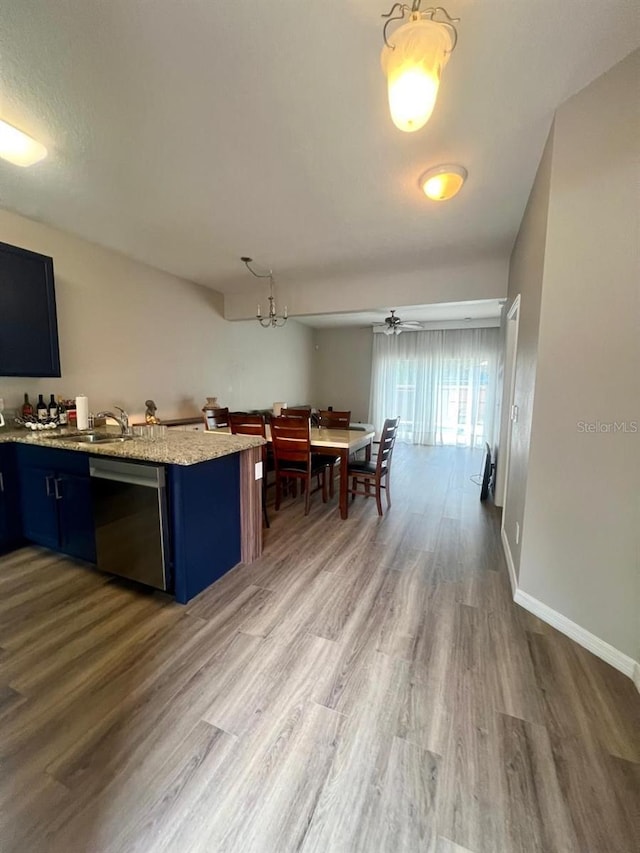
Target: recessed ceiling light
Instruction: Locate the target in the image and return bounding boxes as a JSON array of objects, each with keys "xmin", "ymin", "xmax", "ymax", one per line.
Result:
[
  {"xmin": 0, "ymin": 119, "xmax": 47, "ymax": 167},
  {"xmin": 419, "ymin": 164, "xmax": 467, "ymax": 201}
]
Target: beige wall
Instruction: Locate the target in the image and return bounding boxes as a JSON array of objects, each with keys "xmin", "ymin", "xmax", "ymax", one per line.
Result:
[
  {"xmin": 0, "ymin": 209, "xmax": 314, "ymax": 421},
  {"xmin": 500, "ymin": 126, "xmax": 555, "ymax": 575},
  {"xmin": 511, "ymin": 50, "xmax": 639, "ymax": 662},
  {"xmin": 225, "ymin": 256, "xmax": 509, "ymax": 320},
  {"xmin": 312, "ymin": 328, "xmax": 373, "ymax": 422}
]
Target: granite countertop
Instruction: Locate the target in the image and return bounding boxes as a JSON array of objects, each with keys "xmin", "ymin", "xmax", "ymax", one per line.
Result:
[{"xmin": 0, "ymin": 426, "xmax": 265, "ymax": 466}]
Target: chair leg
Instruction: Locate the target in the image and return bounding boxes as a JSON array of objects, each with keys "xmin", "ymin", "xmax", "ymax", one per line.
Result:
[
  {"xmin": 304, "ymin": 476, "xmax": 311, "ymax": 515},
  {"xmin": 322, "ymin": 468, "xmax": 328, "ymax": 503},
  {"xmin": 329, "ymin": 464, "xmax": 335, "ymax": 498},
  {"xmin": 386, "ymin": 474, "xmax": 391, "ymax": 508},
  {"xmin": 351, "ymin": 476, "xmax": 357, "ymax": 500},
  {"xmin": 375, "ymin": 479, "xmax": 384, "ymax": 516},
  {"xmin": 275, "ymin": 475, "xmax": 281, "ymax": 511}
]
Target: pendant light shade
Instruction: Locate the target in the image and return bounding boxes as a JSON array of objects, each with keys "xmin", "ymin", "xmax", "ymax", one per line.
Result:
[
  {"xmin": 0, "ymin": 118, "xmax": 47, "ymax": 167},
  {"xmin": 380, "ymin": 5, "xmax": 459, "ymax": 133}
]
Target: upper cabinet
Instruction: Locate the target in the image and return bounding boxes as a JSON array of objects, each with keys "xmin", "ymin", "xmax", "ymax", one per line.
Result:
[{"xmin": 0, "ymin": 241, "xmax": 61, "ymax": 377}]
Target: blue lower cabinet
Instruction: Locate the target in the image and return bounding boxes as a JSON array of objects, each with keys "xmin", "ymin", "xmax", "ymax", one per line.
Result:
[
  {"xmin": 0, "ymin": 444, "xmax": 22, "ymax": 553},
  {"xmin": 19, "ymin": 464, "xmax": 59, "ymax": 550},
  {"xmin": 169, "ymin": 453, "xmax": 241, "ymax": 604},
  {"xmin": 57, "ymin": 473, "xmax": 97, "ymax": 563},
  {"xmin": 16, "ymin": 444, "xmax": 96, "ymax": 562}
]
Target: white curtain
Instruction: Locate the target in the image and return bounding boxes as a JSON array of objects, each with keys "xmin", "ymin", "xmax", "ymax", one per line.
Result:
[{"xmin": 369, "ymin": 327, "xmax": 500, "ymax": 448}]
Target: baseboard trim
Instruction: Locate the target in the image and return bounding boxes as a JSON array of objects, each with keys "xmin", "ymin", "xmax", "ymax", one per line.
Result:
[
  {"xmin": 514, "ymin": 588, "xmax": 639, "ymax": 685},
  {"xmin": 500, "ymin": 526, "xmax": 517, "ymax": 597}
]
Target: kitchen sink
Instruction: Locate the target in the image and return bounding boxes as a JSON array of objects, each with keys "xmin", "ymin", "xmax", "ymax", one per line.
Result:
[
  {"xmin": 50, "ymin": 432, "xmax": 134, "ymax": 444},
  {"xmin": 74, "ymin": 434, "xmax": 134, "ymax": 444}
]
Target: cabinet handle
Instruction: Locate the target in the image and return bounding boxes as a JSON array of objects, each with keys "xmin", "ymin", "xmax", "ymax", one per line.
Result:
[
  {"xmin": 0, "ymin": 471, "xmax": 4, "ymax": 492},
  {"xmin": 54, "ymin": 478, "xmax": 63, "ymax": 500},
  {"xmin": 45, "ymin": 475, "xmax": 55, "ymax": 497}
]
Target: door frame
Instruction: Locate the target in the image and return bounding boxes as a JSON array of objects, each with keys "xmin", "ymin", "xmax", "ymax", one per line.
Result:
[{"xmin": 495, "ymin": 295, "xmax": 521, "ymax": 508}]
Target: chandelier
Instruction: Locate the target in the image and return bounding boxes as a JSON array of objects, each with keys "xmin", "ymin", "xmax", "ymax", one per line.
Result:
[
  {"xmin": 381, "ymin": 3, "xmax": 459, "ymax": 133},
  {"xmin": 241, "ymin": 257, "xmax": 288, "ymax": 328}
]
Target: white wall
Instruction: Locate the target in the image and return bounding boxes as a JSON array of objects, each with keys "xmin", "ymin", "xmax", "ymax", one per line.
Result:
[
  {"xmin": 514, "ymin": 50, "xmax": 640, "ymax": 663},
  {"xmin": 0, "ymin": 209, "xmax": 314, "ymax": 421},
  {"xmin": 312, "ymin": 328, "xmax": 373, "ymax": 422}
]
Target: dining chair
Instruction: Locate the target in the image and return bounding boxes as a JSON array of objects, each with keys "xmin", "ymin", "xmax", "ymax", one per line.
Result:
[
  {"xmin": 229, "ymin": 413, "xmax": 273, "ymax": 528},
  {"xmin": 347, "ymin": 416, "xmax": 400, "ymax": 516},
  {"xmin": 317, "ymin": 409, "xmax": 351, "ymax": 497},
  {"xmin": 203, "ymin": 406, "xmax": 230, "ymax": 430},
  {"xmin": 317, "ymin": 409, "xmax": 351, "ymax": 429},
  {"xmin": 279, "ymin": 407, "xmax": 312, "ymax": 419},
  {"xmin": 270, "ymin": 415, "xmax": 329, "ymax": 515}
]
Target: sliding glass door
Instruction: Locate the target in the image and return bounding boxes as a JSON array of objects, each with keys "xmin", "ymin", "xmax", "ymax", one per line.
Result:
[{"xmin": 369, "ymin": 327, "xmax": 500, "ymax": 448}]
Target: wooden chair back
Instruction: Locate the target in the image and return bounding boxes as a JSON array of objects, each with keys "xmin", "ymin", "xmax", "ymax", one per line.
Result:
[
  {"xmin": 270, "ymin": 415, "xmax": 311, "ymax": 468},
  {"xmin": 228, "ymin": 413, "xmax": 266, "ymax": 438},
  {"xmin": 280, "ymin": 407, "xmax": 312, "ymax": 419},
  {"xmin": 204, "ymin": 407, "xmax": 230, "ymax": 430},
  {"xmin": 318, "ymin": 409, "xmax": 351, "ymax": 429},
  {"xmin": 376, "ymin": 417, "xmax": 400, "ymax": 475}
]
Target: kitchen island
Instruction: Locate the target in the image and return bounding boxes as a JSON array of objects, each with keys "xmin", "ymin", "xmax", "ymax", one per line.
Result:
[{"xmin": 0, "ymin": 427, "xmax": 265, "ymax": 603}]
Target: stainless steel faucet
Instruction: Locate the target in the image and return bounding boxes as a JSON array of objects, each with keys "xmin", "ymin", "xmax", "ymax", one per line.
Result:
[{"xmin": 95, "ymin": 406, "xmax": 130, "ymax": 435}]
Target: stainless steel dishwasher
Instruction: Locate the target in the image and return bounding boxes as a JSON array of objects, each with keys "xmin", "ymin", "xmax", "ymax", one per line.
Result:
[{"xmin": 90, "ymin": 457, "xmax": 171, "ymax": 591}]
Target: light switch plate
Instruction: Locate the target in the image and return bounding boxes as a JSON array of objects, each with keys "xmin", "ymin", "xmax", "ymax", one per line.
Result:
[{"xmin": 255, "ymin": 461, "xmax": 263, "ymax": 481}]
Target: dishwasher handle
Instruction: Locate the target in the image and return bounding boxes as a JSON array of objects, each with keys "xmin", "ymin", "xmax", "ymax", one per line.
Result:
[{"xmin": 89, "ymin": 459, "xmax": 165, "ymax": 489}]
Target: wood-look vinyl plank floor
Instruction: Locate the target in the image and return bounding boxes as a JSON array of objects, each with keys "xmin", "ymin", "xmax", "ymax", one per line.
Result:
[{"xmin": 0, "ymin": 444, "xmax": 638, "ymax": 853}]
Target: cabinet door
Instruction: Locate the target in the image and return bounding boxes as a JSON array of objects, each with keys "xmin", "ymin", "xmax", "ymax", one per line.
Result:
[
  {"xmin": 57, "ymin": 473, "xmax": 96, "ymax": 563},
  {"xmin": 19, "ymin": 465, "xmax": 59, "ymax": 549},
  {"xmin": 0, "ymin": 445, "xmax": 22, "ymax": 552},
  {"xmin": 0, "ymin": 242, "xmax": 60, "ymax": 377}
]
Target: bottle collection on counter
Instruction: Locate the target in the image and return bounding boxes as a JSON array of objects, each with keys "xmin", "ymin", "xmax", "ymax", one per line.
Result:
[{"xmin": 18, "ymin": 392, "xmax": 87, "ymax": 430}]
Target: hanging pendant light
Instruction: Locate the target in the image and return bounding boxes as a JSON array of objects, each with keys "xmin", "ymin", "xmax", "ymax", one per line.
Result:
[
  {"xmin": 241, "ymin": 257, "xmax": 288, "ymax": 328},
  {"xmin": 381, "ymin": 4, "xmax": 459, "ymax": 133}
]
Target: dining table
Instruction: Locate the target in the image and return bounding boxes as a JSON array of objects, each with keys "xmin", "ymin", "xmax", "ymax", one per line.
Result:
[
  {"xmin": 217, "ymin": 425, "xmax": 375, "ymax": 520},
  {"xmin": 303, "ymin": 427, "xmax": 375, "ymax": 519}
]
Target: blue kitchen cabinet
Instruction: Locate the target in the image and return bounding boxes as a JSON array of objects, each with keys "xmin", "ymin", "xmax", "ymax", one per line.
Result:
[
  {"xmin": 18, "ymin": 462, "xmax": 59, "ymax": 550},
  {"xmin": 16, "ymin": 444, "xmax": 96, "ymax": 563},
  {"xmin": 168, "ymin": 452, "xmax": 241, "ymax": 604},
  {"xmin": 0, "ymin": 444, "xmax": 22, "ymax": 553},
  {"xmin": 57, "ymin": 472, "xmax": 97, "ymax": 563}
]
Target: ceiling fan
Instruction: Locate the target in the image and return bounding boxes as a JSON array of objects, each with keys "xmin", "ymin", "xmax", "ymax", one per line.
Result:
[{"xmin": 375, "ymin": 309, "xmax": 424, "ymax": 335}]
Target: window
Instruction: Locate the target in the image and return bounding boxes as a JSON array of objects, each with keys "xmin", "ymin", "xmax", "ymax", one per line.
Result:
[{"xmin": 369, "ymin": 328, "xmax": 500, "ymax": 448}]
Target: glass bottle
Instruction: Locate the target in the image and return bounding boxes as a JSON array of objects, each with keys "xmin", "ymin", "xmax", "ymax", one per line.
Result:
[
  {"xmin": 48, "ymin": 394, "xmax": 58, "ymax": 422},
  {"xmin": 36, "ymin": 394, "xmax": 48, "ymax": 422},
  {"xmin": 57, "ymin": 397, "xmax": 68, "ymax": 426},
  {"xmin": 22, "ymin": 393, "xmax": 34, "ymax": 419}
]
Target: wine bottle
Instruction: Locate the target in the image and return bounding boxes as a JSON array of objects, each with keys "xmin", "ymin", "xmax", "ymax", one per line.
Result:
[
  {"xmin": 57, "ymin": 397, "xmax": 68, "ymax": 426},
  {"xmin": 22, "ymin": 393, "xmax": 34, "ymax": 420},
  {"xmin": 36, "ymin": 394, "xmax": 48, "ymax": 422},
  {"xmin": 48, "ymin": 394, "xmax": 58, "ymax": 422}
]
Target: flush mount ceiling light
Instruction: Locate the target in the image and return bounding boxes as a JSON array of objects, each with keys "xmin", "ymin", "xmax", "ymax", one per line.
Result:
[
  {"xmin": 0, "ymin": 119, "xmax": 47, "ymax": 167},
  {"xmin": 241, "ymin": 257, "xmax": 288, "ymax": 328},
  {"xmin": 380, "ymin": 3, "xmax": 459, "ymax": 133},
  {"xmin": 419, "ymin": 164, "xmax": 467, "ymax": 200}
]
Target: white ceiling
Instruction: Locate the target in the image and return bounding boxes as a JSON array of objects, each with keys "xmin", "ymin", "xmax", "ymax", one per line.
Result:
[
  {"xmin": 0, "ymin": 1, "xmax": 638, "ymax": 296},
  {"xmin": 297, "ymin": 299, "xmax": 503, "ymax": 329}
]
